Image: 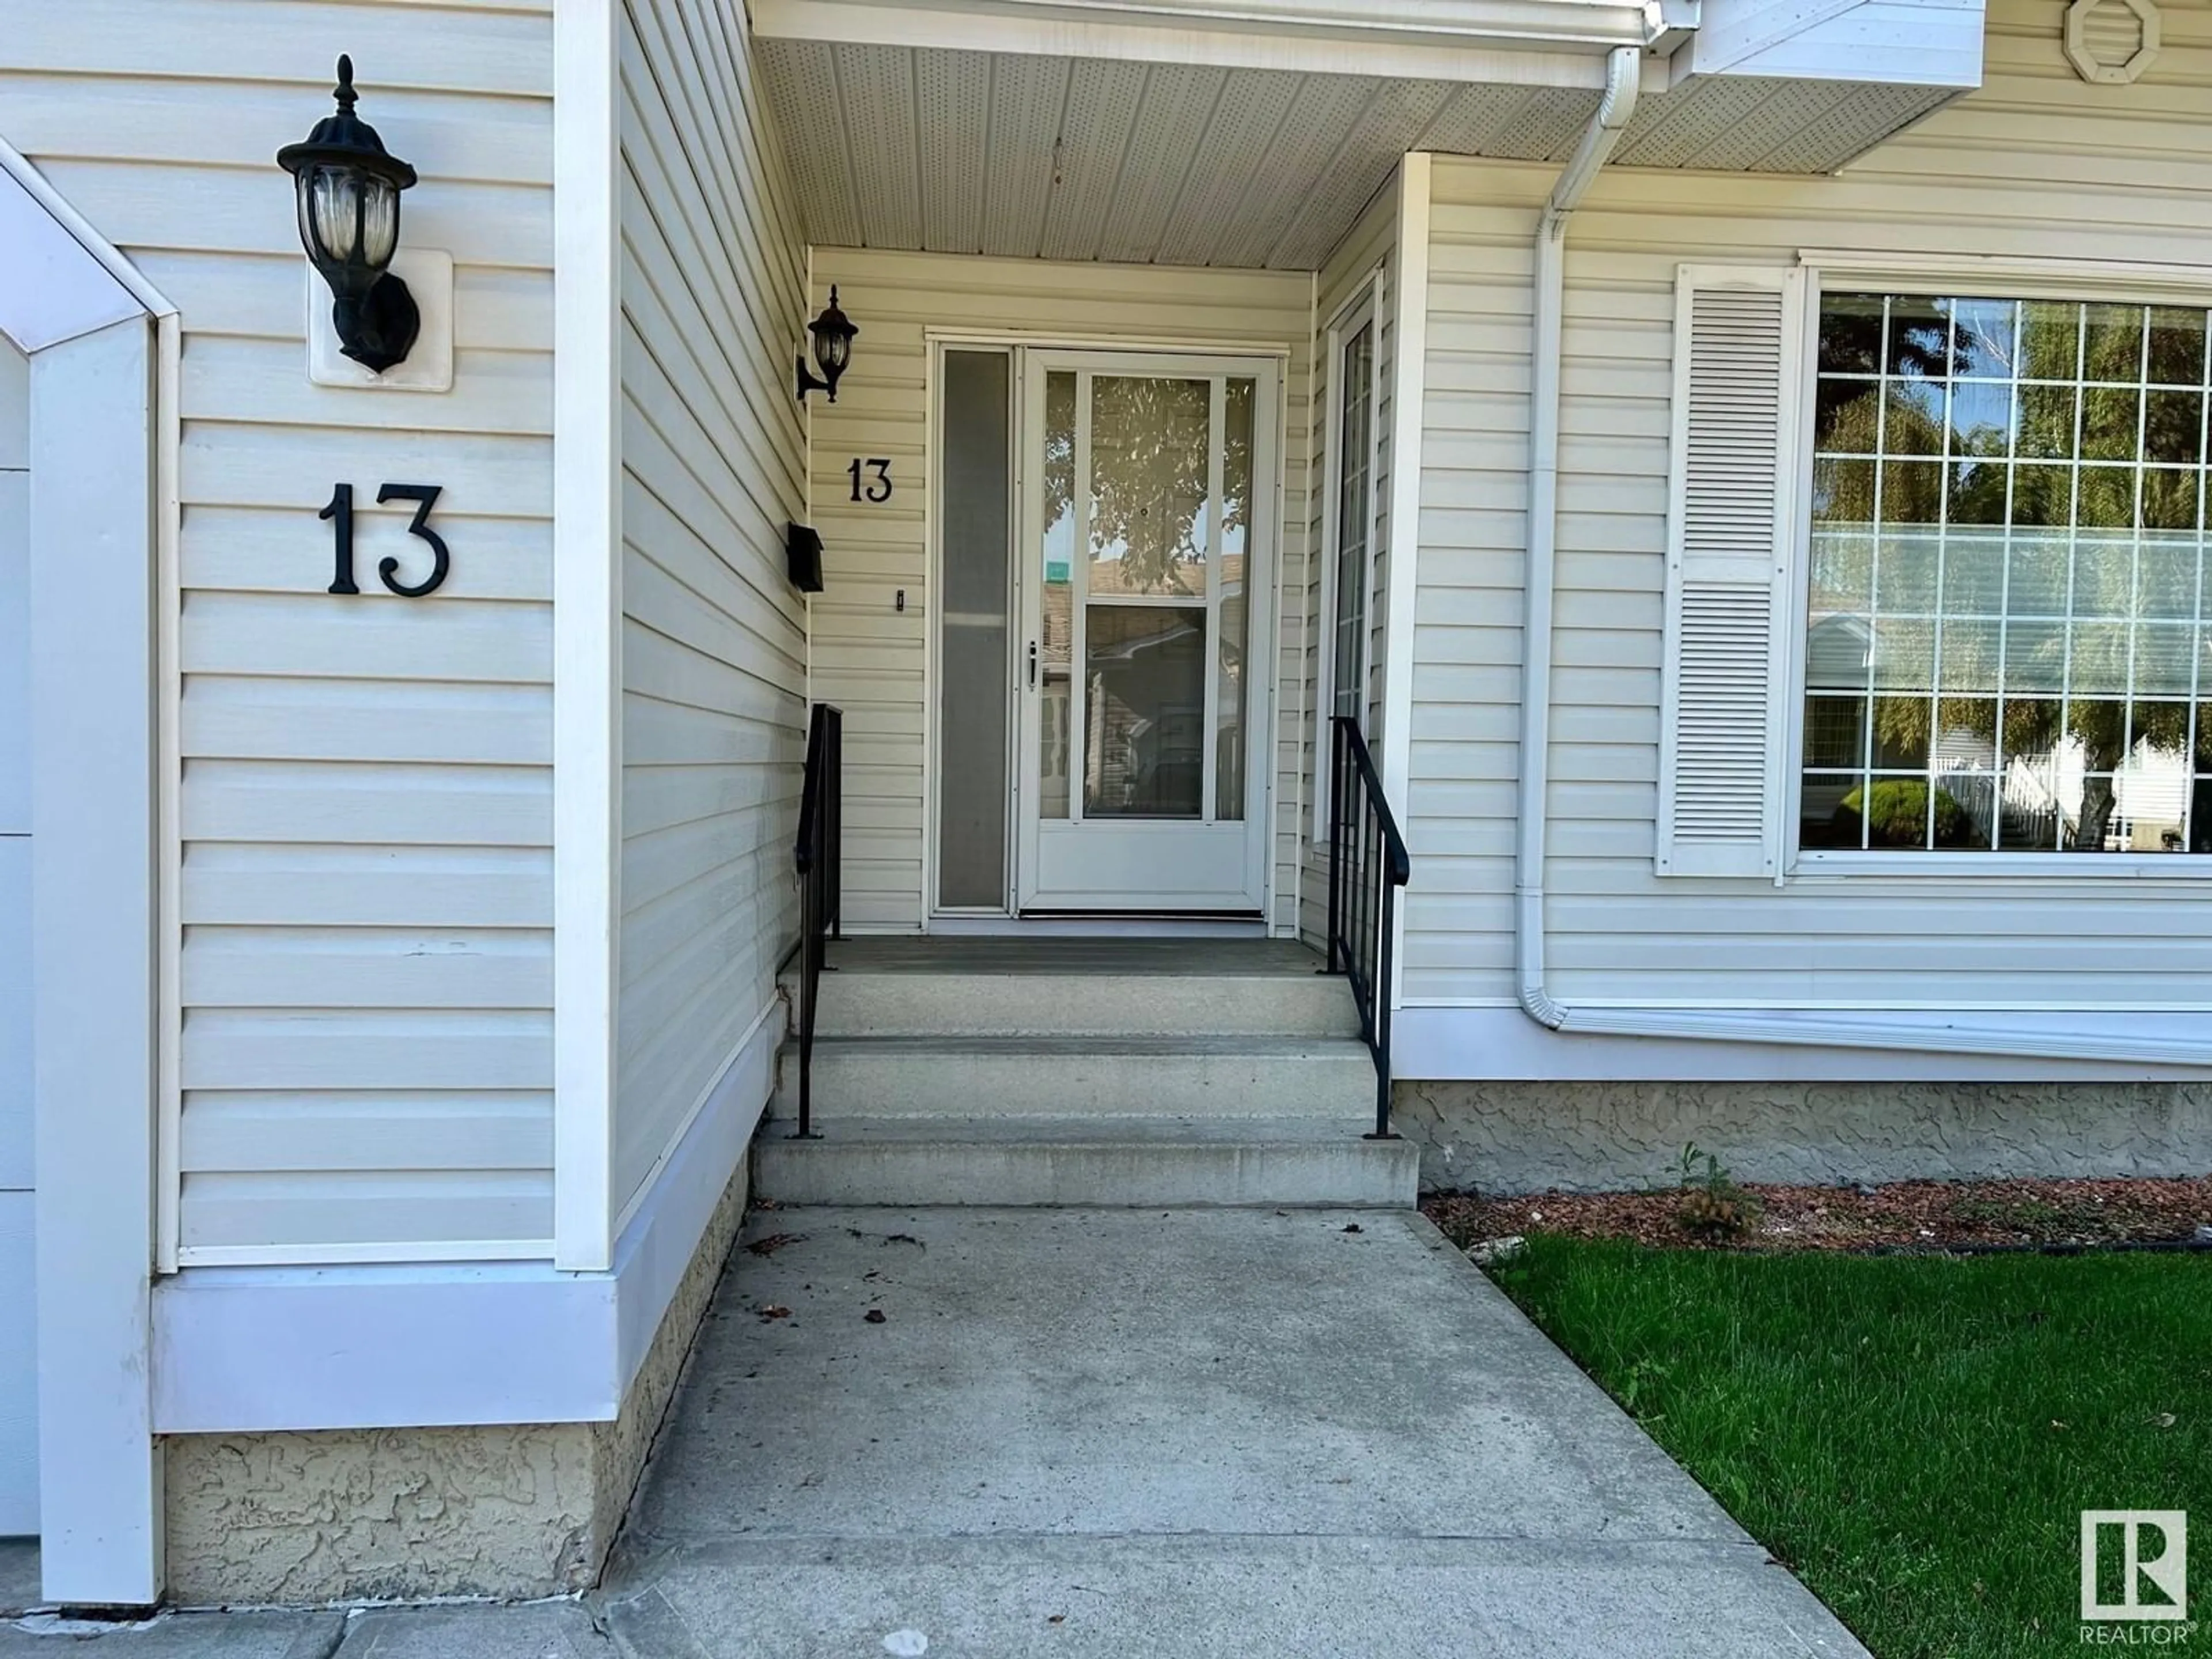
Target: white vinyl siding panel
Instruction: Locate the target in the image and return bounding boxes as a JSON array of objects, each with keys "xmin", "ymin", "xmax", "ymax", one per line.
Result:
[
  {"xmin": 1411, "ymin": 0, "xmax": 2212, "ymax": 1009},
  {"xmin": 614, "ymin": 0, "xmax": 808, "ymax": 1222},
  {"xmin": 1301, "ymin": 181, "xmax": 1397, "ymax": 946},
  {"xmin": 806, "ymin": 249, "xmax": 1314, "ymax": 933},
  {"xmin": 0, "ymin": 3, "xmax": 558, "ymax": 1260}
]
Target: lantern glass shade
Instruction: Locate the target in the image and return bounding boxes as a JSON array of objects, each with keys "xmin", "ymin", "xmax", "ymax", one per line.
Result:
[
  {"xmin": 815, "ymin": 325, "xmax": 851, "ymax": 380},
  {"xmin": 297, "ymin": 164, "xmax": 403, "ymax": 295},
  {"xmin": 308, "ymin": 167, "xmax": 359, "ymax": 262},
  {"xmin": 361, "ymin": 175, "xmax": 399, "ymax": 267}
]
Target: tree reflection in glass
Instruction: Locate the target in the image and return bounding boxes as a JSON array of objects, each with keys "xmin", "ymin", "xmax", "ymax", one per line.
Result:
[{"xmin": 1804, "ymin": 292, "xmax": 2211, "ymax": 854}]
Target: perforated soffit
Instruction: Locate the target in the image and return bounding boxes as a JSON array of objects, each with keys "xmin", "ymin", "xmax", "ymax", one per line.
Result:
[{"xmin": 758, "ymin": 44, "xmax": 1956, "ymax": 270}]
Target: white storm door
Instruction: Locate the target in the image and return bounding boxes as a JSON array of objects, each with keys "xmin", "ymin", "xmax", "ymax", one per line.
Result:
[{"xmin": 1016, "ymin": 352, "xmax": 1278, "ymax": 912}]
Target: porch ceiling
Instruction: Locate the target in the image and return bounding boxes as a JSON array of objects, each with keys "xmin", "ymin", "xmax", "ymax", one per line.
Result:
[{"xmin": 755, "ymin": 43, "xmax": 1957, "ymax": 270}]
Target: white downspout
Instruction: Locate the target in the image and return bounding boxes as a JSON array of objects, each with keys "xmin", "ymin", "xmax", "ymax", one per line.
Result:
[
  {"xmin": 1501, "ymin": 50, "xmax": 2212, "ymax": 1069},
  {"xmin": 1517, "ymin": 45, "xmax": 1640, "ymax": 1029}
]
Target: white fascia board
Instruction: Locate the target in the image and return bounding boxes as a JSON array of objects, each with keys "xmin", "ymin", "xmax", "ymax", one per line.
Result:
[
  {"xmin": 1397, "ymin": 1005, "xmax": 2212, "ymax": 1081},
  {"xmin": 153, "ymin": 1001, "xmax": 779, "ymax": 1435},
  {"xmin": 754, "ymin": 0, "xmax": 1650, "ymax": 85},
  {"xmin": 1687, "ymin": 0, "xmax": 1863, "ymax": 73},
  {"xmin": 1688, "ymin": 0, "xmax": 1984, "ymax": 87}
]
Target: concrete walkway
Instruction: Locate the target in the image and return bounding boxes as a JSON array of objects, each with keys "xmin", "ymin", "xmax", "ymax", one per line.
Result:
[
  {"xmin": 597, "ymin": 1205, "xmax": 1866, "ymax": 1658},
  {"xmin": 2, "ymin": 1206, "xmax": 1869, "ymax": 1657}
]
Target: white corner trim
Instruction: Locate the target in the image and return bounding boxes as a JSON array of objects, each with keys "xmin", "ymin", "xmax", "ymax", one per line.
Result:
[
  {"xmin": 153, "ymin": 999, "xmax": 781, "ymax": 1435},
  {"xmin": 154, "ymin": 309, "xmax": 182, "ymax": 1278},
  {"xmin": 1380, "ymin": 153, "xmax": 1430, "ymax": 1012},
  {"xmin": 1310, "ymin": 269, "xmax": 1381, "ymax": 853},
  {"xmin": 2, "ymin": 137, "xmax": 171, "ymax": 1605},
  {"xmin": 31, "ymin": 318, "xmax": 163, "ymax": 1606},
  {"xmin": 552, "ymin": 0, "xmax": 622, "ymax": 1273}
]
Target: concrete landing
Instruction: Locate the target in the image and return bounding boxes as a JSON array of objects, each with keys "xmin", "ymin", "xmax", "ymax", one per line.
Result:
[{"xmin": 601, "ymin": 1206, "xmax": 1871, "ymax": 1658}]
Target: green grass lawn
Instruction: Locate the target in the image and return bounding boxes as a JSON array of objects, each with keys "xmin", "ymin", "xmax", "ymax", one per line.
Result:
[{"xmin": 1484, "ymin": 1238, "xmax": 2212, "ymax": 1658}]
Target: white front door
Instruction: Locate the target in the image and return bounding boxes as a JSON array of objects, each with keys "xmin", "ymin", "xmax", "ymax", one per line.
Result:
[
  {"xmin": 0, "ymin": 340, "xmax": 34, "ymax": 1535},
  {"xmin": 1014, "ymin": 352, "xmax": 1278, "ymax": 912}
]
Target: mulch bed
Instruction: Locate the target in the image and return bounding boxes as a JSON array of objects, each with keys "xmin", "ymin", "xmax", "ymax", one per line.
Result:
[{"xmin": 1424, "ymin": 1174, "xmax": 2212, "ymax": 1254}]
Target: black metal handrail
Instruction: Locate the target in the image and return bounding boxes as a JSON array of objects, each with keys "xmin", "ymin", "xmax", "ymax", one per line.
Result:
[
  {"xmin": 791, "ymin": 703, "xmax": 842, "ymax": 1139},
  {"xmin": 1325, "ymin": 715, "xmax": 1411, "ymax": 1139}
]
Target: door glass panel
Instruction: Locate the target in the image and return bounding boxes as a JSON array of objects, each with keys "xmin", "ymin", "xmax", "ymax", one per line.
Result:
[
  {"xmin": 936, "ymin": 350, "xmax": 1012, "ymax": 906},
  {"xmin": 1088, "ymin": 376, "xmax": 1211, "ymax": 597},
  {"xmin": 1334, "ymin": 323, "xmax": 1374, "ymax": 721},
  {"xmin": 1215, "ymin": 377, "xmax": 1256, "ymax": 820},
  {"xmin": 1039, "ymin": 370, "xmax": 1075, "ymax": 818},
  {"xmin": 1084, "ymin": 605, "xmax": 1207, "ymax": 818}
]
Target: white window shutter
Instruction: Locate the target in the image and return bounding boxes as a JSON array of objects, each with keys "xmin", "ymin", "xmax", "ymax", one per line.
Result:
[{"xmin": 1656, "ymin": 265, "xmax": 1805, "ymax": 878}]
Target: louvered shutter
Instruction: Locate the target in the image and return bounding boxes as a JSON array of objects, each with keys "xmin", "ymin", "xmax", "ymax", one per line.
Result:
[{"xmin": 1656, "ymin": 266, "xmax": 1805, "ymax": 878}]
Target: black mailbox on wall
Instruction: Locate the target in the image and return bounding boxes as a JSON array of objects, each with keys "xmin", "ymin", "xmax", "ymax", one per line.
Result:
[{"xmin": 786, "ymin": 522, "xmax": 824, "ymax": 593}]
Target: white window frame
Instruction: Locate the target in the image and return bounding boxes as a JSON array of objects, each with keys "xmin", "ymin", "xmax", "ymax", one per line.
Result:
[
  {"xmin": 1312, "ymin": 274, "xmax": 1383, "ymax": 846},
  {"xmin": 1789, "ymin": 252, "xmax": 2212, "ymax": 880}
]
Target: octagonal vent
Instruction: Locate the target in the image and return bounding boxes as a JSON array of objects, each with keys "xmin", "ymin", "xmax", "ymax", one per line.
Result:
[{"xmin": 2065, "ymin": 0, "xmax": 2160, "ymax": 84}]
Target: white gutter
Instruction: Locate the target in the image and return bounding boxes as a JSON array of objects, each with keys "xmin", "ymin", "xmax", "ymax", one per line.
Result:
[
  {"xmin": 1509, "ymin": 46, "xmax": 2212, "ymax": 1070},
  {"xmin": 1516, "ymin": 44, "xmax": 1639, "ymax": 1032}
]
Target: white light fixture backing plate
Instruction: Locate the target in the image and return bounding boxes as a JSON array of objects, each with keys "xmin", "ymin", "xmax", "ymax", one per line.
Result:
[{"xmin": 306, "ymin": 245, "xmax": 453, "ymax": 391}]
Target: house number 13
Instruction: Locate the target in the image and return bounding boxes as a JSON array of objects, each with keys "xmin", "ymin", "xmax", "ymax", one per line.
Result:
[
  {"xmin": 847, "ymin": 457, "xmax": 892, "ymax": 503},
  {"xmin": 322, "ymin": 482, "xmax": 452, "ymax": 597}
]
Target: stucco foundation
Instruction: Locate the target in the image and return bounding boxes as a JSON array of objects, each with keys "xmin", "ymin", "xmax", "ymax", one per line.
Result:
[
  {"xmin": 1396, "ymin": 1079, "xmax": 2212, "ymax": 1194},
  {"xmin": 161, "ymin": 1158, "xmax": 752, "ymax": 1607}
]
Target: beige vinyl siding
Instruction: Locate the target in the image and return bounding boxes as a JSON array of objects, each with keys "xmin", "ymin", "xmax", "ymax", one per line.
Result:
[
  {"xmin": 0, "ymin": 2, "xmax": 558, "ymax": 1260},
  {"xmin": 1302, "ymin": 180, "xmax": 1397, "ymax": 946},
  {"xmin": 1411, "ymin": 0, "xmax": 2212, "ymax": 1010},
  {"xmin": 613, "ymin": 0, "xmax": 807, "ymax": 1224},
  {"xmin": 806, "ymin": 249, "xmax": 1315, "ymax": 931}
]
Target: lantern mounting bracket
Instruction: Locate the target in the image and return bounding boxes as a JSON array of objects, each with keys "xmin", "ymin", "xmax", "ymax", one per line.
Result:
[{"xmin": 332, "ymin": 273, "xmax": 420, "ymax": 374}]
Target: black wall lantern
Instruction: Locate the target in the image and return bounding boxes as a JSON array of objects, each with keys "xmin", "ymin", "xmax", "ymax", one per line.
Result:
[
  {"xmin": 797, "ymin": 287, "xmax": 857, "ymax": 403},
  {"xmin": 278, "ymin": 56, "xmax": 420, "ymax": 374}
]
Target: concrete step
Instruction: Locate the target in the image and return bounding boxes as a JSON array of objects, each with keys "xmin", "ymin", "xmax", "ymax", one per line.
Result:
[
  {"xmin": 800, "ymin": 967, "xmax": 1359, "ymax": 1039},
  {"xmin": 772, "ymin": 1035, "xmax": 1378, "ymax": 1119},
  {"xmin": 751, "ymin": 1115, "xmax": 1419, "ymax": 1208}
]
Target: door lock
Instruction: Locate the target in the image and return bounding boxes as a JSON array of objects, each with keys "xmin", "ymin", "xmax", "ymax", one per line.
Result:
[{"xmin": 1027, "ymin": 641, "xmax": 1038, "ymax": 690}]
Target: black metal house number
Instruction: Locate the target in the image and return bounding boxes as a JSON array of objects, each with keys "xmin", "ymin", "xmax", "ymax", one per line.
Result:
[
  {"xmin": 847, "ymin": 457, "xmax": 892, "ymax": 503},
  {"xmin": 323, "ymin": 482, "xmax": 452, "ymax": 597}
]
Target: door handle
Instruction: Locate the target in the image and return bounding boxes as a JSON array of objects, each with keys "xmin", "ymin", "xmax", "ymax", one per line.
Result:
[{"xmin": 1028, "ymin": 641, "xmax": 1038, "ymax": 690}]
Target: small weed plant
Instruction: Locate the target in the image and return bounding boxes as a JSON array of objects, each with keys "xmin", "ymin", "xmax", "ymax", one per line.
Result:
[{"xmin": 1673, "ymin": 1143, "xmax": 1762, "ymax": 1240}]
